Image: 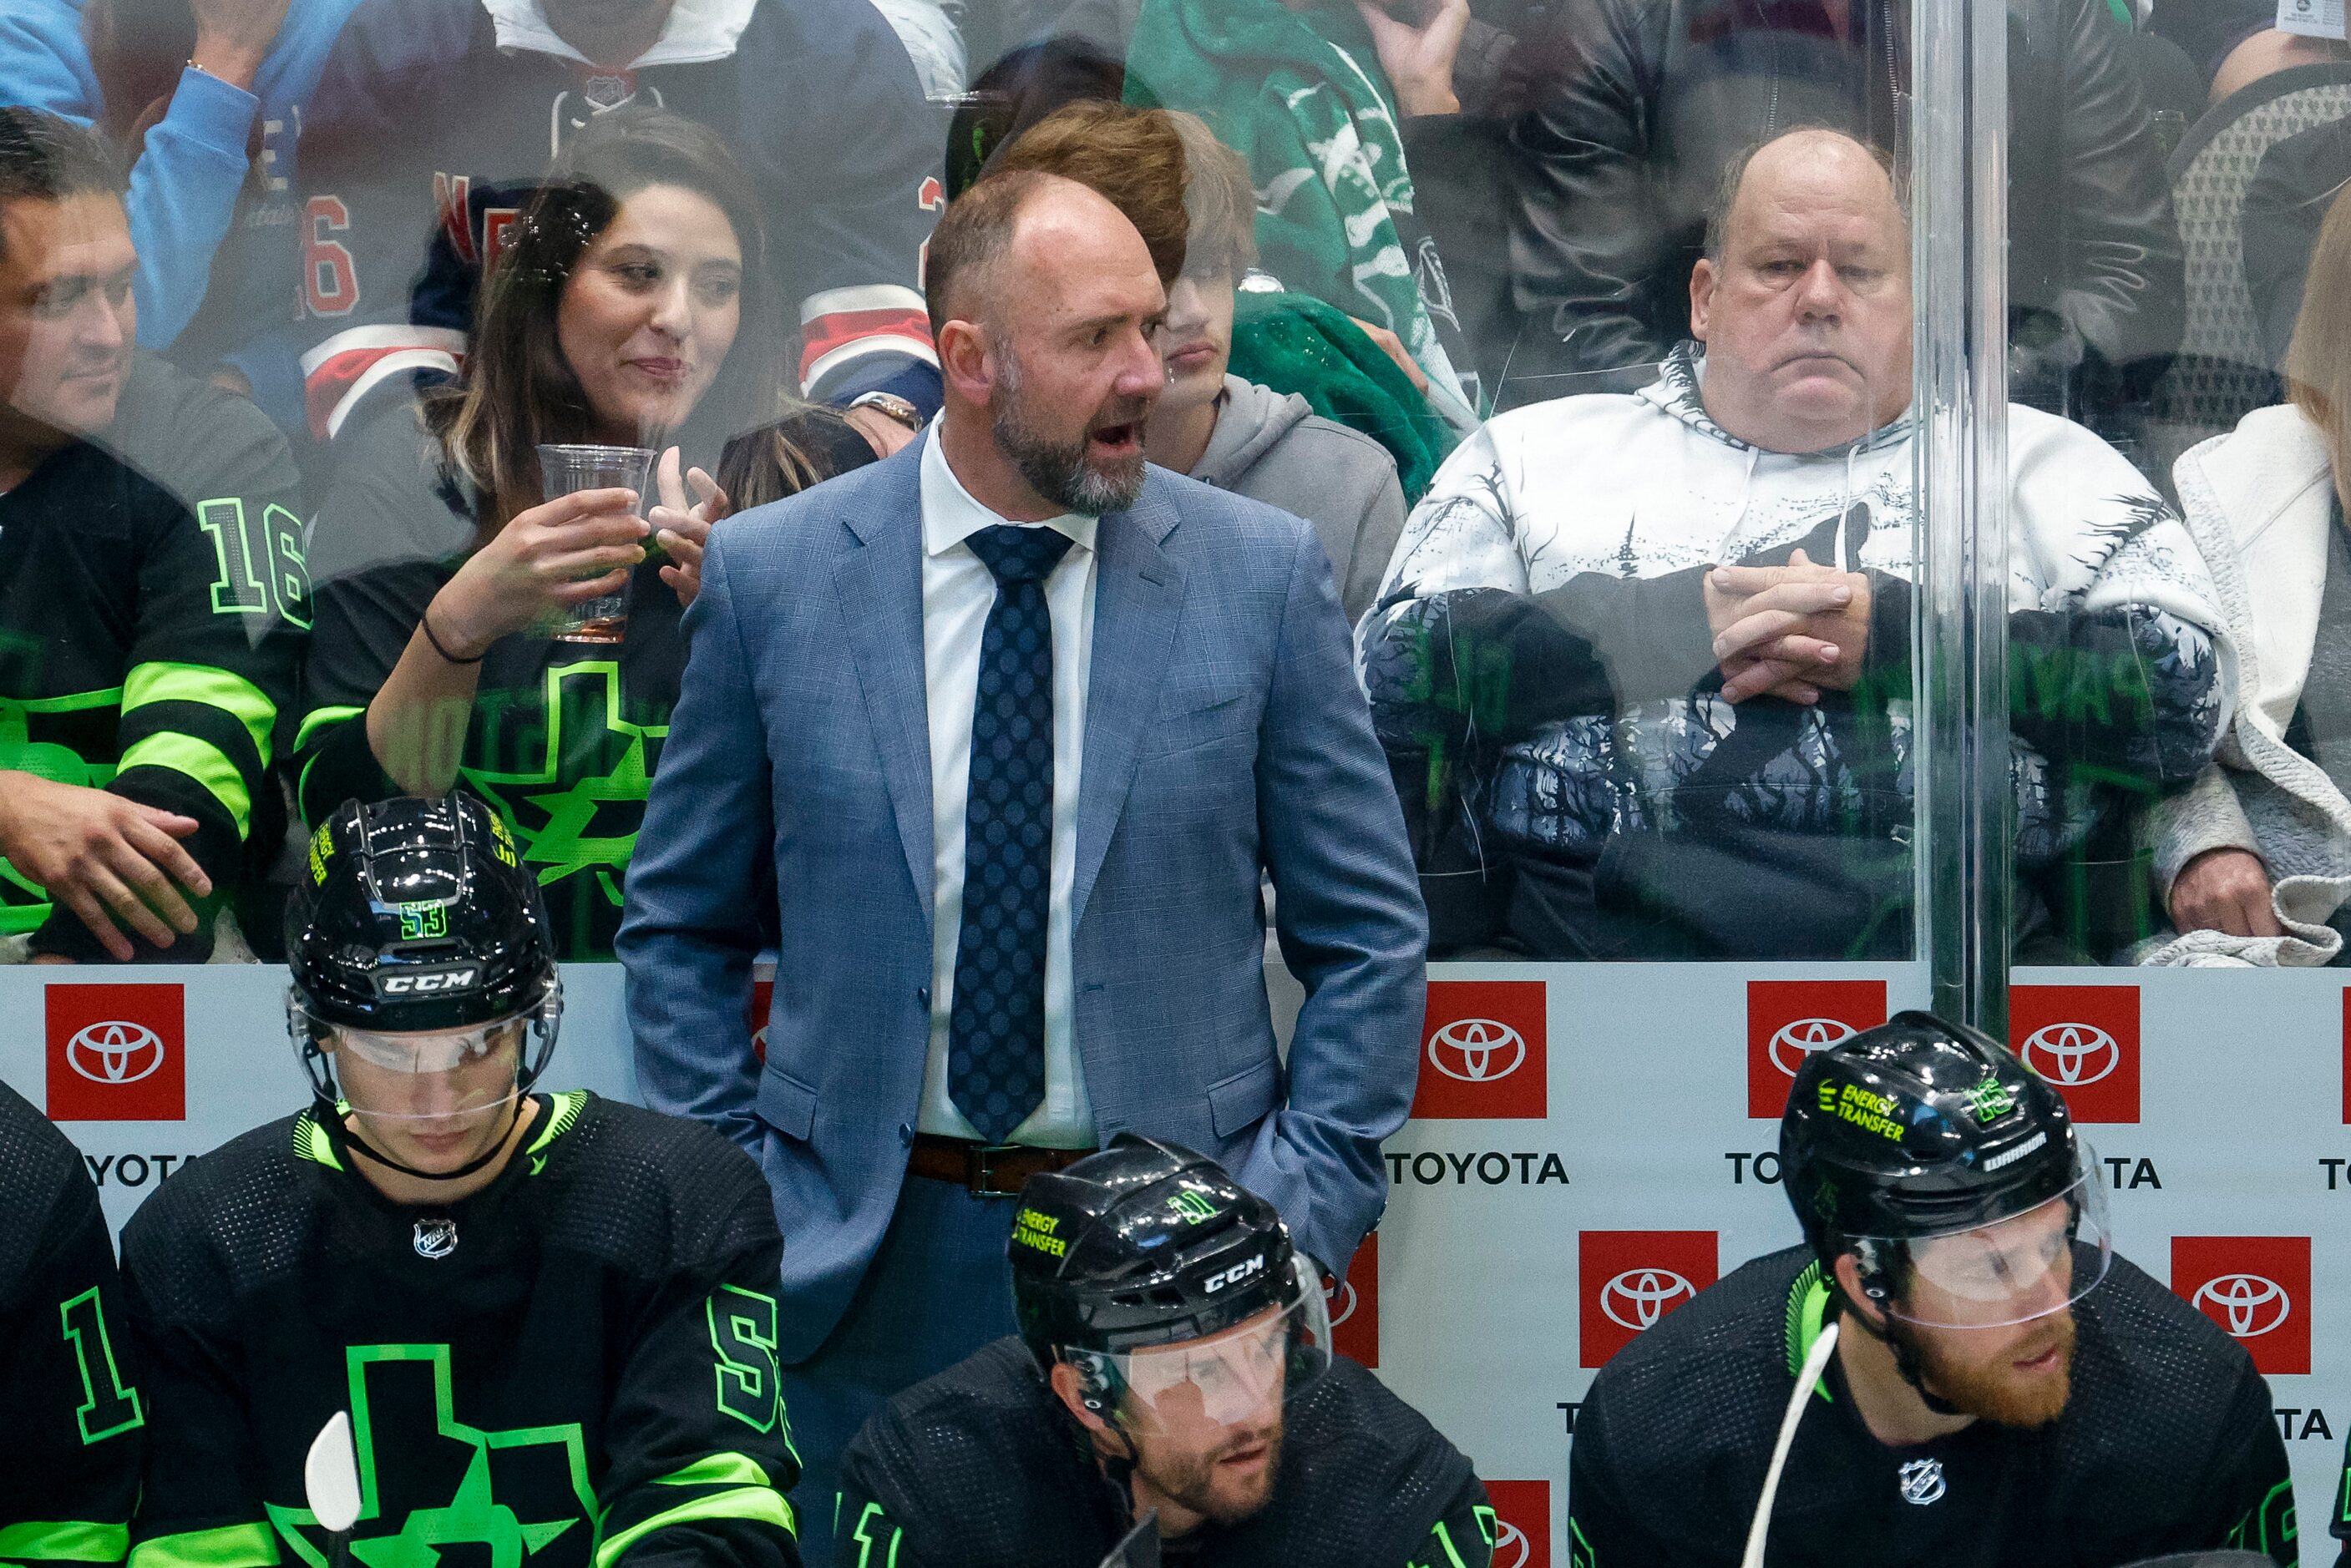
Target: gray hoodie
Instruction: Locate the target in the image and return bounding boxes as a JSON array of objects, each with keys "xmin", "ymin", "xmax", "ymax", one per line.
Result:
[{"xmin": 1188, "ymin": 375, "xmax": 1406, "ymax": 625}]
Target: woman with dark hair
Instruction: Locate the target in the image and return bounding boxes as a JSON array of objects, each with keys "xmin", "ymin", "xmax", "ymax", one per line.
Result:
[{"xmin": 296, "ymin": 107, "xmax": 865, "ymax": 959}]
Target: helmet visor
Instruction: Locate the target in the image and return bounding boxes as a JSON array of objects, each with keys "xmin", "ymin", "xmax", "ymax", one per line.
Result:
[
  {"xmin": 1867, "ymin": 1142, "xmax": 2113, "ymax": 1329},
  {"xmin": 289, "ymin": 990, "xmax": 560, "ymax": 1125},
  {"xmin": 1082, "ymin": 1257, "xmax": 1333, "ymax": 1435}
]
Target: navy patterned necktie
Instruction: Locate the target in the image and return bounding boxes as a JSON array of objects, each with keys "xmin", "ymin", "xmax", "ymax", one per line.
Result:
[{"xmin": 948, "ymin": 523, "xmax": 1075, "ymax": 1143}]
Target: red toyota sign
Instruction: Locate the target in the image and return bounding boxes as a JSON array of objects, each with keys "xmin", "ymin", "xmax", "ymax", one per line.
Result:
[
  {"xmin": 45, "ymin": 983, "xmax": 185, "ymax": 1122},
  {"xmin": 2172, "ymin": 1236, "xmax": 2311, "ymax": 1377},
  {"xmin": 2009, "ymin": 984, "xmax": 2139, "ymax": 1123},
  {"xmin": 1579, "ymin": 1230, "xmax": 1718, "ymax": 1368},
  {"xmin": 1325, "ymin": 1231, "xmax": 1378, "ymax": 1368},
  {"xmin": 1482, "ymin": 1479, "xmax": 1551, "ymax": 1568},
  {"xmin": 1746, "ymin": 981, "xmax": 1887, "ymax": 1118},
  {"xmin": 1412, "ymin": 980, "xmax": 1547, "ymax": 1120}
]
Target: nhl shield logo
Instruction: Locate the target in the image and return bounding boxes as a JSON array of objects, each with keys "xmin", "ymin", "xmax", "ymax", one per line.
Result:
[
  {"xmin": 1898, "ymin": 1458, "xmax": 1946, "ymax": 1505},
  {"xmin": 412, "ymin": 1217, "xmax": 459, "ymax": 1260}
]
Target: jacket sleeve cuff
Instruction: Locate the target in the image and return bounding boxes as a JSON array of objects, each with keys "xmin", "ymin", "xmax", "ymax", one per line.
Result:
[
  {"xmin": 161, "ymin": 66, "xmax": 260, "ymax": 159},
  {"xmin": 2147, "ymin": 764, "xmax": 2264, "ymax": 893}
]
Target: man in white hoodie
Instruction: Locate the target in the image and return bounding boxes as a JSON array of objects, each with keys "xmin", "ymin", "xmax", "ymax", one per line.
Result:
[{"xmin": 1361, "ymin": 127, "xmax": 2229, "ymax": 960}]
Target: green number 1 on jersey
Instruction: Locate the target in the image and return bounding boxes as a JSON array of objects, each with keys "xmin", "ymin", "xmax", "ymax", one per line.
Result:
[{"xmin": 59, "ymin": 1286, "xmax": 144, "ymax": 1444}]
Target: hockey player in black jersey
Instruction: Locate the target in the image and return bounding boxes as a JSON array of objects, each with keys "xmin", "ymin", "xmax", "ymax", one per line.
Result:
[
  {"xmin": 835, "ymin": 1136, "xmax": 1492, "ymax": 1568},
  {"xmin": 1568, "ymin": 1011, "xmax": 2296, "ymax": 1568},
  {"xmin": 117, "ymin": 794, "xmax": 801, "ymax": 1568},
  {"xmin": 0, "ymin": 1078, "xmax": 142, "ymax": 1565}
]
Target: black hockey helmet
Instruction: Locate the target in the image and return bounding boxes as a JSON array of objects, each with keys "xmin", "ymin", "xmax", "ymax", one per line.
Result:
[
  {"xmin": 1011, "ymin": 1135, "xmax": 1331, "ymax": 1429},
  {"xmin": 284, "ymin": 797, "xmax": 562, "ymax": 1154},
  {"xmin": 1780, "ymin": 1009, "xmax": 2108, "ymax": 1327}
]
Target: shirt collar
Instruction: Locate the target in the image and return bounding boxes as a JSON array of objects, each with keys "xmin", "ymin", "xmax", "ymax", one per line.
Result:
[
  {"xmin": 482, "ymin": 0, "xmax": 756, "ymax": 69},
  {"xmin": 919, "ymin": 421, "xmax": 1099, "ymax": 560}
]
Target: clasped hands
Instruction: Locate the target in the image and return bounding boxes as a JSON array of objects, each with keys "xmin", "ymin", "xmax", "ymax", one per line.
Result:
[{"xmin": 1701, "ymin": 549, "xmax": 1872, "ymax": 705}]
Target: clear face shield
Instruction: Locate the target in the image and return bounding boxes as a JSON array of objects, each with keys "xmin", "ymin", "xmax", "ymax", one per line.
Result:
[
  {"xmin": 1860, "ymin": 1141, "xmax": 2113, "ymax": 1330},
  {"xmin": 1067, "ymin": 1257, "xmax": 1334, "ymax": 1439},
  {"xmin": 288, "ymin": 989, "xmax": 562, "ymax": 1126}
]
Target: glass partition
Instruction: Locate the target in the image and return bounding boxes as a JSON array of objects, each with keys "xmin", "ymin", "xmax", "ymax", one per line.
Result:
[{"xmin": 1, "ymin": 0, "xmax": 2345, "ymax": 1559}]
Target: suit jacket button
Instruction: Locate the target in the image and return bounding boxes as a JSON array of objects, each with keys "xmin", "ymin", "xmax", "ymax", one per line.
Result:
[
  {"xmin": 917, "ymin": 986, "xmax": 931, "ymax": 1007},
  {"xmin": 899, "ymin": 1122, "xmax": 915, "ymax": 1146}
]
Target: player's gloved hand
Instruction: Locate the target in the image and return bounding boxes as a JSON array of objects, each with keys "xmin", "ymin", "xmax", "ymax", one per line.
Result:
[
  {"xmin": 428, "ymin": 487, "xmax": 649, "ymax": 657},
  {"xmin": 647, "ymin": 446, "xmax": 729, "ymax": 610},
  {"xmin": 0, "ymin": 771, "xmax": 209, "ymax": 960}
]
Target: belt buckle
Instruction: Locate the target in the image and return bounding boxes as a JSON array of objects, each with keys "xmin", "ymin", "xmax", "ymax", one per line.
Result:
[{"xmin": 968, "ymin": 1143, "xmax": 1028, "ymax": 1199}]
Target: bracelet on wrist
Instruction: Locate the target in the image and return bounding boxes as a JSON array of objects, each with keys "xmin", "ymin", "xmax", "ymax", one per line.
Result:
[{"xmin": 419, "ymin": 609, "xmax": 485, "ymax": 665}]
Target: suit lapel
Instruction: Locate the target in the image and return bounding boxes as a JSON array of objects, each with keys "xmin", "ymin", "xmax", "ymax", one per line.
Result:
[
  {"xmin": 831, "ymin": 446, "xmax": 934, "ymax": 928},
  {"xmin": 1072, "ymin": 486, "xmax": 1184, "ymax": 930}
]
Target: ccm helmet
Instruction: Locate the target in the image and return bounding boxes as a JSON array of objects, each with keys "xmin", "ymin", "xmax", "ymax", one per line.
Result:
[
  {"xmin": 1010, "ymin": 1134, "xmax": 1332, "ymax": 1432},
  {"xmin": 1780, "ymin": 1009, "xmax": 2108, "ymax": 1328},
  {"xmin": 285, "ymin": 797, "xmax": 562, "ymax": 1177}
]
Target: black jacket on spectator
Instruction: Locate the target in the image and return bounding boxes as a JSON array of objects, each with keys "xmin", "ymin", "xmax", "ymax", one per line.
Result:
[
  {"xmin": 2242, "ymin": 112, "xmax": 2351, "ymax": 373},
  {"xmin": 297, "ymin": 402, "xmax": 873, "ymax": 960},
  {"xmin": 1500, "ymin": 0, "xmax": 2185, "ymax": 420}
]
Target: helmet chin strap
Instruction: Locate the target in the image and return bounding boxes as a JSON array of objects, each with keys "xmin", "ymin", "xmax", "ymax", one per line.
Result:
[
  {"xmin": 317, "ymin": 1090, "xmax": 528, "ymax": 1187},
  {"xmin": 1839, "ymin": 1292, "xmax": 1966, "ymax": 1419}
]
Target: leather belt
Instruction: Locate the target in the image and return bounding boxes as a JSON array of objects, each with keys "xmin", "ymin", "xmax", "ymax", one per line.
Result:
[{"xmin": 908, "ymin": 1133, "xmax": 1096, "ymax": 1197}]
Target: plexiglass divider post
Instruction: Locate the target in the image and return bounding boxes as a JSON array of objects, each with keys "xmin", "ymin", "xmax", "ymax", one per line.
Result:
[{"xmin": 1914, "ymin": 0, "xmax": 2014, "ymax": 1038}]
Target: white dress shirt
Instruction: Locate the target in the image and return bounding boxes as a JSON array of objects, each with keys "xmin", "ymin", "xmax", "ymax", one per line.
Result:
[{"xmin": 915, "ymin": 426, "xmax": 1099, "ymax": 1148}]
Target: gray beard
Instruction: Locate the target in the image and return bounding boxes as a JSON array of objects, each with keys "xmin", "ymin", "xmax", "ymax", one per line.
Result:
[{"xmin": 991, "ymin": 356, "xmax": 1146, "ymax": 516}]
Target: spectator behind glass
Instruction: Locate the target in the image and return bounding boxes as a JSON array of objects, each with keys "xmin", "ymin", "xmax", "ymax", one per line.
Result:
[
  {"xmin": 290, "ymin": 0, "xmax": 940, "ymax": 455},
  {"xmin": 1125, "ymin": 0, "xmax": 1492, "ymax": 426},
  {"xmin": 2151, "ymin": 184, "xmax": 2351, "ymax": 964},
  {"xmin": 0, "ymin": 108, "xmax": 304, "ymax": 964},
  {"xmin": 0, "ymin": 0, "xmax": 357, "ymax": 432},
  {"xmin": 1360, "ymin": 128, "xmax": 2227, "ymax": 962},
  {"xmin": 1506, "ymin": 0, "xmax": 2184, "ymax": 431},
  {"xmin": 295, "ymin": 109, "xmax": 798, "ymax": 961},
  {"xmin": 991, "ymin": 101, "xmax": 1408, "ymax": 624}
]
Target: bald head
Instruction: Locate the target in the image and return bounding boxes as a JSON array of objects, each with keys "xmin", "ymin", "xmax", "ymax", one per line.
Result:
[
  {"xmin": 926, "ymin": 170, "xmax": 1159, "ymax": 336},
  {"xmin": 1690, "ymin": 128, "xmax": 1913, "ymax": 453},
  {"xmin": 1705, "ymin": 128, "xmax": 1906, "ymax": 266}
]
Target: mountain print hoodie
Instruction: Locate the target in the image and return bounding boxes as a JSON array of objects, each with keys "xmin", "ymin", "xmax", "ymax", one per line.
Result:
[{"xmin": 1360, "ymin": 346, "xmax": 2230, "ymax": 959}]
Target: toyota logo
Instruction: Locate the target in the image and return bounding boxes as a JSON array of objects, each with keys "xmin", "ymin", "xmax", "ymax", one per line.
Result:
[
  {"xmin": 2019, "ymin": 1023, "xmax": 2120, "ymax": 1086},
  {"xmin": 1324, "ymin": 1277, "xmax": 1359, "ymax": 1328},
  {"xmin": 1599, "ymin": 1268, "xmax": 1696, "ymax": 1332},
  {"xmin": 2192, "ymin": 1274, "xmax": 2292, "ymax": 1338},
  {"xmin": 65, "ymin": 1021, "xmax": 165, "ymax": 1086},
  {"xmin": 1427, "ymin": 1018, "xmax": 1526, "ymax": 1083},
  {"xmin": 1489, "ymin": 1520, "xmax": 1531, "ymax": 1568},
  {"xmin": 1768, "ymin": 1017, "xmax": 1857, "ymax": 1076}
]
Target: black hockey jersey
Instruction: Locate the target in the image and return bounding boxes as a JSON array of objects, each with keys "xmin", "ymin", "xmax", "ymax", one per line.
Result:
[
  {"xmin": 835, "ymin": 1337, "xmax": 1492, "ymax": 1568},
  {"xmin": 291, "ymin": 0, "xmax": 942, "ymax": 441},
  {"xmin": 118, "ymin": 1092, "xmax": 800, "ymax": 1568},
  {"xmin": 0, "ymin": 352, "xmax": 305, "ymax": 960},
  {"xmin": 0, "ymin": 1080, "xmax": 143, "ymax": 1564},
  {"xmin": 1567, "ymin": 1245, "xmax": 2296, "ymax": 1568}
]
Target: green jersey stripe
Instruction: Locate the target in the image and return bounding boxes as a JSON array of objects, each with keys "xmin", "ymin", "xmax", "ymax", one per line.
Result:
[
  {"xmin": 127, "ymin": 1523, "xmax": 280, "ymax": 1568},
  {"xmin": 594, "ymin": 1486, "xmax": 794, "ymax": 1568},
  {"xmin": 293, "ymin": 705, "xmax": 365, "ymax": 753},
  {"xmin": 652, "ymin": 1452, "xmax": 773, "ymax": 1489},
  {"xmin": 4, "ymin": 688, "xmax": 126, "ymax": 713},
  {"xmin": 0, "ymin": 1520, "xmax": 130, "ymax": 1562},
  {"xmin": 117, "ymin": 732, "xmax": 250, "ymax": 837},
  {"xmin": 124, "ymin": 663, "xmax": 277, "ymax": 763}
]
